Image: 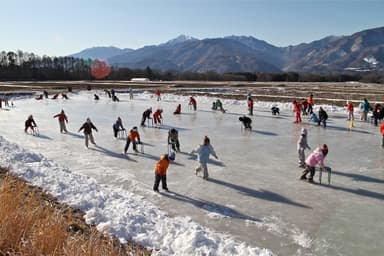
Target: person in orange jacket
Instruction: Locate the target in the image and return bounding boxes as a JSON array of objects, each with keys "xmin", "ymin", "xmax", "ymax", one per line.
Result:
[
  {"xmin": 380, "ymin": 121, "xmax": 384, "ymax": 147},
  {"xmin": 153, "ymin": 154, "xmax": 170, "ymax": 192},
  {"xmin": 293, "ymin": 100, "xmax": 302, "ymax": 123},
  {"xmin": 153, "ymin": 108, "xmax": 163, "ymax": 125},
  {"xmin": 124, "ymin": 126, "xmax": 141, "ymax": 154}
]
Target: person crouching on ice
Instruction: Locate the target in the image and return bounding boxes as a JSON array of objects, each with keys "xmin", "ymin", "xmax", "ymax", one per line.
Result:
[
  {"xmin": 112, "ymin": 117, "xmax": 125, "ymax": 138},
  {"xmin": 124, "ymin": 126, "xmax": 141, "ymax": 154},
  {"xmin": 239, "ymin": 115, "xmax": 252, "ymax": 129},
  {"xmin": 153, "ymin": 108, "xmax": 163, "ymax": 125},
  {"xmin": 153, "ymin": 154, "xmax": 170, "ymax": 192},
  {"xmin": 300, "ymin": 144, "xmax": 328, "ymax": 183}
]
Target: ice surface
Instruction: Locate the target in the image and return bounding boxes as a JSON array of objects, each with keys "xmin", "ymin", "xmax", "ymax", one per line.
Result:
[{"xmin": 0, "ymin": 90, "xmax": 383, "ymax": 255}]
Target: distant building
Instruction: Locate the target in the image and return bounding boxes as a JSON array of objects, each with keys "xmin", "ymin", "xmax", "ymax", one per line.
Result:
[{"xmin": 130, "ymin": 78, "xmax": 150, "ymax": 82}]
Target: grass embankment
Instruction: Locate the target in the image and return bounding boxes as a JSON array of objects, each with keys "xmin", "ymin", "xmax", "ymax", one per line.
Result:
[{"xmin": 0, "ymin": 167, "xmax": 151, "ymax": 256}]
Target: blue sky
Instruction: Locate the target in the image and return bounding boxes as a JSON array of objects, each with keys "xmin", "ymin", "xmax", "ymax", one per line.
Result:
[{"xmin": 1, "ymin": 0, "xmax": 383, "ymax": 56}]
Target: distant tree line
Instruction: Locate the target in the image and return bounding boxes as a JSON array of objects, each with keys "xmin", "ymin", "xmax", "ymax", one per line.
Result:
[{"xmin": 1, "ymin": 50, "xmax": 383, "ymax": 83}]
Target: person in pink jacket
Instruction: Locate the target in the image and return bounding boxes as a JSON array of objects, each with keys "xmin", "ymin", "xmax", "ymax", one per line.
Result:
[{"xmin": 300, "ymin": 144, "xmax": 328, "ymax": 182}]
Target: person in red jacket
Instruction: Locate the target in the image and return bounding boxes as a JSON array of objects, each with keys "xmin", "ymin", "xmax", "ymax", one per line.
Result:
[
  {"xmin": 53, "ymin": 109, "xmax": 68, "ymax": 133},
  {"xmin": 189, "ymin": 97, "xmax": 197, "ymax": 111},
  {"xmin": 153, "ymin": 108, "xmax": 163, "ymax": 125},
  {"xmin": 346, "ymin": 101, "xmax": 354, "ymax": 121},
  {"xmin": 124, "ymin": 126, "xmax": 141, "ymax": 154},
  {"xmin": 153, "ymin": 154, "xmax": 170, "ymax": 192},
  {"xmin": 155, "ymin": 89, "xmax": 161, "ymax": 101},
  {"xmin": 380, "ymin": 121, "xmax": 384, "ymax": 147},
  {"xmin": 293, "ymin": 100, "xmax": 302, "ymax": 123},
  {"xmin": 174, "ymin": 104, "xmax": 181, "ymax": 114},
  {"xmin": 248, "ymin": 97, "xmax": 254, "ymax": 115}
]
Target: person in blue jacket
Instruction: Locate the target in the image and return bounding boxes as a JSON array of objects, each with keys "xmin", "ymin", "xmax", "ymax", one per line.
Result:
[
  {"xmin": 190, "ymin": 136, "xmax": 219, "ymax": 180},
  {"xmin": 112, "ymin": 117, "xmax": 125, "ymax": 138}
]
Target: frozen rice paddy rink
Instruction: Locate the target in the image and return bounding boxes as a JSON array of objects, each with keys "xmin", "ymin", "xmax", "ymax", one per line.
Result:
[{"xmin": 0, "ymin": 88, "xmax": 383, "ymax": 256}]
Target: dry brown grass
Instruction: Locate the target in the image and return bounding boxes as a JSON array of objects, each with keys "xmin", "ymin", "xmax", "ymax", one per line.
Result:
[{"xmin": 0, "ymin": 168, "xmax": 150, "ymax": 256}]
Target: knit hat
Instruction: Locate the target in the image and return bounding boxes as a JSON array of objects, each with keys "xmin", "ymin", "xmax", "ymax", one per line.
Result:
[
  {"xmin": 301, "ymin": 128, "xmax": 307, "ymax": 136},
  {"xmin": 321, "ymin": 144, "xmax": 328, "ymax": 156}
]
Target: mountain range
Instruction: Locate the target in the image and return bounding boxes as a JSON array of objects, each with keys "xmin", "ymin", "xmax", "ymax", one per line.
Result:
[{"xmin": 70, "ymin": 27, "xmax": 384, "ymax": 73}]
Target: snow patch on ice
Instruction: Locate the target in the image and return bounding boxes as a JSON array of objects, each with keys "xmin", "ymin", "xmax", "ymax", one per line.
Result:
[{"xmin": 0, "ymin": 136, "xmax": 274, "ymax": 256}]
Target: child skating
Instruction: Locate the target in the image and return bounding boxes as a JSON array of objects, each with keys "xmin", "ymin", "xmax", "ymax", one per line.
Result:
[
  {"xmin": 153, "ymin": 154, "xmax": 170, "ymax": 192},
  {"xmin": 190, "ymin": 136, "xmax": 218, "ymax": 180},
  {"xmin": 300, "ymin": 144, "xmax": 328, "ymax": 183},
  {"xmin": 297, "ymin": 128, "xmax": 311, "ymax": 168}
]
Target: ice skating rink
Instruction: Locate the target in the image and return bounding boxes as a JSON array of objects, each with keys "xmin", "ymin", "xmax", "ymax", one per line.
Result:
[{"xmin": 1, "ymin": 90, "xmax": 383, "ymax": 256}]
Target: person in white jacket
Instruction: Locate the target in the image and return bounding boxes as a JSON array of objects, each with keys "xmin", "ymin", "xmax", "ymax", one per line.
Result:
[
  {"xmin": 191, "ymin": 136, "xmax": 218, "ymax": 180},
  {"xmin": 297, "ymin": 128, "xmax": 311, "ymax": 168}
]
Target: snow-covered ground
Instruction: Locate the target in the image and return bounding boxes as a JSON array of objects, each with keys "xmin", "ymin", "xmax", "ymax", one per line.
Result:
[{"xmin": 0, "ymin": 89, "xmax": 383, "ymax": 256}]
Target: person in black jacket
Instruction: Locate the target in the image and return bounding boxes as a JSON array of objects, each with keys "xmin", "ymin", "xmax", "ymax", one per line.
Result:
[
  {"xmin": 78, "ymin": 118, "xmax": 98, "ymax": 148},
  {"xmin": 239, "ymin": 115, "xmax": 252, "ymax": 129},
  {"xmin": 24, "ymin": 115, "xmax": 37, "ymax": 133},
  {"xmin": 318, "ymin": 107, "xmax": 328, "ymax": 128},
  {"xmin": 141, "ymin": 107, "xmax": 152, "ymax": 126}
]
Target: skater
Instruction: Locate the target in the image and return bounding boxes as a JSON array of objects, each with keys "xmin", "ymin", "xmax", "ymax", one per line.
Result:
[
  {"xmin": 24, "ymin": 115, "xmax": 37, "ymax": 133},
  {"xmin": 297, "ymin": 128, "xmax": 311, "ymax": 168},
  {"xmin": 124, "ymin": 126, "xmax": 141, "ymax": 154},
  {"xmin": 112, "ymin": 117, "xmax": 125, "ymax": 138},
  {"xmin": 43, "ymin": 90, "xmax": 49, "ymax": 98},
  {"xmin": 309, "ymin": 111, "xmax": 319, "ymax": 123},
  {"xmin": 189, "ymin": 97, "xmax": 197, "ymax": 111},
  {"xmin": 239, "ymin": 115, "xmax": 252, "ymax": 129},
  {"xmin": 155, "ymin": 89, "xmax": 161, "ymax": 101},
  {"xmin": 173, "ymin": 104, "xmax": 181, "ymax": 115},
  {"xmin": 381, "ymin": 121, "xmax": 384, "ymax": 147},
  {"xmin": 360, "ymin": 98, "xmax": 370, "ymax": 121},
  {"xmin": 153, "ymin": 108, "xmax": 163, "ymax": 125},
  {"xmin": 293, "ymin": 100, "xmax": 302, "ymax": 123},
  {"xmin": 300, "ymin": 144, "xmax": 328, "ymax": 183},
  {"xmin": 372, "ymin": 103, "xmax": 383, "ymax": 126},
  {"xmin": 52, "ymin": 93, "xmax": 59, "ymax": 100},
  {"xmin": 78, "ymin": 118, "xmax": 98, "ymax": 148},
  {"xmin": 168, "ymin": 128, "xmax": 180, "ymax": 152},
  {"xmin": 141, "ymin": 107, "xmax": 152, "ymax": 126},
  {"xmin": 53, "ymin": 109, "xmax": 68, "ymax": 133},
  {"xmin": 307, "ymin": 94, "xmax": 314, "ymax": 114},
  {"xmin": 190, "ymin": 136, "xmax": 219, "ymax": 180},
  {"xmin": 248, "ymin": 97, "xmax": 254, "ymax": 115},
  {"xmin": 271, "ymin": 105, "xmax": 280, "ymax": 115},
  {"xmin": 318, "ymin": 107, "xmax": 328, "ymax": 128},
  {"xmin": 346, "ymin": 101, "xmax": 354, "ymax": 121},
  {"xmin": 111, "ymin": 89, "xmax": 116, "ymax": 98},
  {"xmin": 112, "ymin": 95, "xmax": 120, "ymax": 102},
  {"xmin": 153, "ymin": 154, "xmax": 170, "ymax": 192},
  {"xmin": 211, "ymin": 102, "xmax": 217, "ymax": 110},
  {"xmin": 301, "ymin": 99, "xmax": 308, "ymax": 116},
  {"xmin": 94, "ymin": 94, "xmax": 100, "ymax": 100},
  {"xmin": 129, "ymin": 88, "xmax": 133, "ymax": 100},
  {"xmin": 35, "ymin": 94, "xmax": 43, "ymax": 100},
  {"xmin": 104, "ymin": 90, "xmax": 111, "ymax": 98},
  {"xmin": 215, "ymin": 99, "xmax": 225, "ymax": 113},
  {"xmin": 61, "ymin": 93, "xmax": 69, "ymax": 99}
]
